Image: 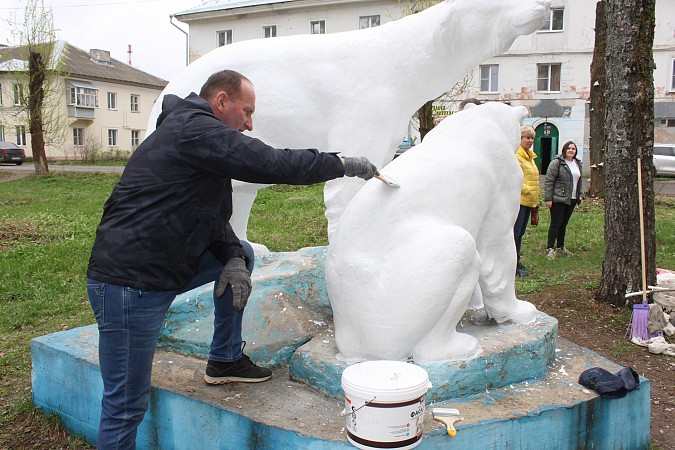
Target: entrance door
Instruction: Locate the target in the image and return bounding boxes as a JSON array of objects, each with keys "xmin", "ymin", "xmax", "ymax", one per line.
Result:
[{"xmin": 534, "ymin": 122, "xmax": 559, "ymax": 174}]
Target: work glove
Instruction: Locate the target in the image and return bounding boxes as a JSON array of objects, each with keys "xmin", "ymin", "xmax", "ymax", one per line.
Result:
[
  {"xmin": 215, "ymin": 257, "xmax": 252, "ymax": 311},
  {"xmin": 343, "ymin": 157, "xmax": 379, "ymax": 180}
]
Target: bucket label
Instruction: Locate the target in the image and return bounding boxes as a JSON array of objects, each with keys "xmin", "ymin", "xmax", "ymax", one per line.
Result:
[{"xmin": 345, "ymin": 395, "xmax": 425, "ymax": 448}]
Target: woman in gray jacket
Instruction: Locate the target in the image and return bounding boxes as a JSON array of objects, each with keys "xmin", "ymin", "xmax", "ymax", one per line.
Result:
[{"xmin": 544, "ymin": 141, "xmax": 583, "ymax": 259}]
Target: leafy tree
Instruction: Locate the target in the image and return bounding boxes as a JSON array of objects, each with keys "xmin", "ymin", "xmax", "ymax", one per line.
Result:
[
  {"xmin": 4, "ymin": 0, "xmax": 66, "ymax": 175},
  {"xmin": 596, "ymin": 0, "xmax": 656, "ymax": 307}
]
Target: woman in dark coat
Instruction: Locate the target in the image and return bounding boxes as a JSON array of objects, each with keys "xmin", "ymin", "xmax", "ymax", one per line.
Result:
[{"xmin": 543, "ymin": 140, "xmax": 583, "ymax": 259}]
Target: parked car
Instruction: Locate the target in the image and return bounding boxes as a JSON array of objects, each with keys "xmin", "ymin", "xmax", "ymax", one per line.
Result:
[
  {"xmin": 0, "ymin": 142, "xmax": 26, "ymax": 165},
  {"xmin": 654, "ymin": 144, "xmax": 675, "ymax": 177}
]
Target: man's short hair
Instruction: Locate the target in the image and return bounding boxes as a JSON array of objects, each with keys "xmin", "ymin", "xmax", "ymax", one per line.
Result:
[{"xmin": 199, "ymin": 70, "xmax": 251, "ymax": 100}]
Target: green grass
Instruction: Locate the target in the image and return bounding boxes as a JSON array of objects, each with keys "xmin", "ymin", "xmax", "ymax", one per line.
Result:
[
  {"xmin": 0, "ymin": 173, "xmax": 121, "ymax": 447},
  {"xmin": 515, "ymin": 197, "xmax": 674, "ymax": 294},
  {"xmin": 248, "ymin": 183, "xmax": 329, "ymax": 251},
  {"xmin": 0, "ymin": 173, "xmax": 674, "ymax": 446},
  {"xmin": 50, "ymin": 160, "xmax": 128, "ymax": 167}
]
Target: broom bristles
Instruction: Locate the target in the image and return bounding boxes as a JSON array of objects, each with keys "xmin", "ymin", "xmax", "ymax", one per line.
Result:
[{"xmin": 630, "ymin": 303, "xmax": 652, "ymax": 340}]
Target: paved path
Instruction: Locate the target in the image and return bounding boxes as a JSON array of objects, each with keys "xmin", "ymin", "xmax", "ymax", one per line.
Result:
[{"xmin": 0, "ymin": 163, "xmax": 123, "ymax": 174}]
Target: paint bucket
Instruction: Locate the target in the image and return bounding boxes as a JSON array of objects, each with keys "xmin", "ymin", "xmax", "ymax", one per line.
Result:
[{"xmin": 341, "ymin": 360, "xmax": 430, "ymax": 450}]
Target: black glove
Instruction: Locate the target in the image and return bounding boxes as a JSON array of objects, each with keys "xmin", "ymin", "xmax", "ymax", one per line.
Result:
[
  {"xmin": 215, "ymin": 257, "xmax": 252, "ymax": 311},
  {"xmin": 343, "ymin": 157, "xmax": 379, "ymax": 180}
]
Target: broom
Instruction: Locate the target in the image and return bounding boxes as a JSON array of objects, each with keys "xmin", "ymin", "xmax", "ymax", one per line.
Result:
[{"xmin": 629, "ymin": 157, "xmax": 650, "ymax": 340}]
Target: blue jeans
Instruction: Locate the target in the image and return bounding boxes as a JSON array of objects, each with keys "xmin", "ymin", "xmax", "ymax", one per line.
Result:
[
  {"xmin": 513, "ymin": 205, "xmax": 532, "ymax": 267},
  {"xmin": 87, "ymin": 242, "xmax": 254, "ymax": 450}
]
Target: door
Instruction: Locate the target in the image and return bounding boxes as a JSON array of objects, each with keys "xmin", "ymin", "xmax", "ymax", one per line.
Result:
[{"xmin": 534, "ymin": 122, "xmax": 559, "ymax": 174}]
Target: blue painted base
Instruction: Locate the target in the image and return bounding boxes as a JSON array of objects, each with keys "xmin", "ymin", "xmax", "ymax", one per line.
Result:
[
  {"xmin": 32, "ymin": 326, "xmax": 650, "ymax": 449},
  {"xmin": 30, "ymin": 248, "xmax": 651, "ymax": 448},
  {"xmin": 289, "ymin": 312, "xmax": 558, "ymax": 402}
]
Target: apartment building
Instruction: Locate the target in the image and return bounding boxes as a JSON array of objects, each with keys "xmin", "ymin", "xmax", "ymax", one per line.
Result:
[
  {"xmin": 0, "ymin": 42, "xmax": 167, "ymax": 160},
  {"xmin": 173, "ymin": 0, "xmax": 674, "ymax": 172},
  {"xmin": 463, "ymin": 0, "xmax": 675, "ymax": 172}
]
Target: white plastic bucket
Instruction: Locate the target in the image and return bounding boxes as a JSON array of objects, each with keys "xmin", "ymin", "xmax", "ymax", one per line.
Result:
[{"xmin": 341, "ymin": 361, "xmax": 431, "ymax": 450}]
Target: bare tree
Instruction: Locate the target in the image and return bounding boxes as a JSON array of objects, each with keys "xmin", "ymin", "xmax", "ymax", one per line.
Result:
[
  {"xmin": 76, "ymin": 130, "xmax": 102, "ymax": 164},
  {"xmin": 5, "ymin": 0, "xmax": 66, "ymax": 175},
  {"xmin": 596, "ymin": 0, "xmax": 656, "ymax": 307}
]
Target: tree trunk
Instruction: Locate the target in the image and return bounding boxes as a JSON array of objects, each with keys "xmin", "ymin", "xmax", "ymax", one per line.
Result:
[
  {"xmin": 588, "ymin": 1, "xmax": 606, "ymax": 197},
  {"xmin": 418, "ymin": 100, "xmax": 434, "ymax": 142},
  {"xmin": 28, "ymin": 50, "xmax": 49, "ymax": 175},
  {"xmin": 596, "ymin": 0, "xmax": 656, "ymax": 307}
]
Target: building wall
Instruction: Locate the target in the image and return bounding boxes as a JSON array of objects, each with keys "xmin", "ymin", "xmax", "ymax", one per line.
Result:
[
  {"xmin": 183, "ymin": 0, "xmax": 403, "ymax": 61},
  {"xmin": 71, "ymin": 80, "xmax": 162, "ymax": 158},
  {"xmin": 442, "ymin": 0, "xmax": 673, "ymax": 172},
  {"xmin": 176, "ymin": 0, "xmax": 675, "ymax": 173},
  {"xmin": 0, "ymin": 74, "xmax": 163, "ymax": 159}
]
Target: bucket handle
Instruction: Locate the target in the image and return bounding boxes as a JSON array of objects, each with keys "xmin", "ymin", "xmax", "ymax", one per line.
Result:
[{"xmin": 339, "ymin": 396, "xmax": 377, "ymax": 417}]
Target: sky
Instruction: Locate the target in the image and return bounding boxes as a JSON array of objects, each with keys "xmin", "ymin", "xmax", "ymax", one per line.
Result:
[{"xmin": 0, "ymin": 0, "xmax": 204, "ymax": 82}]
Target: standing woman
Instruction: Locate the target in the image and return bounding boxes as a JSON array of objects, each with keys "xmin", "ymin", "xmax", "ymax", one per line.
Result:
[
  {"xmin": 514, "ymin": 125, "xmax": 540, "ymax": 276},
  {"xmin": 544, "ymin": 140, "xmax": 583, "ymax": 259}
]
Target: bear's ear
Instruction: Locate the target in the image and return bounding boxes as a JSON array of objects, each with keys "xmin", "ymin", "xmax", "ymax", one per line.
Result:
[{"xmin": 514, "ymin": 106, "xmax": 529, "ymax": 121}]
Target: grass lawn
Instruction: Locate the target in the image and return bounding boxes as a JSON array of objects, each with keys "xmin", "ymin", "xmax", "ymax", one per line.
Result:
[{"xmin": 0, "ymin": 172, "xmax": 673, "ymax": 447}]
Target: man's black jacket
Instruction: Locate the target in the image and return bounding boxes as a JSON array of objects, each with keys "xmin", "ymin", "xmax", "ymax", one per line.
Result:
[{"xmin": 87, "ymin": 93, "xmax": 345, "ymax": 290}]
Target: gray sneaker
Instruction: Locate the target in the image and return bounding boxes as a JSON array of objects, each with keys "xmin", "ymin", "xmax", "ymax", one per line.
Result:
[
  {"xmin": 558, "ymin": 247, "xmax": 573, "ymax": 257},
  {"xmin": 546, "ymin": 248, "xmax": 556, "ymax": 260},
  {"xmin": 204, "ymin": 354, "xmax": 272, "ymax": 385}
]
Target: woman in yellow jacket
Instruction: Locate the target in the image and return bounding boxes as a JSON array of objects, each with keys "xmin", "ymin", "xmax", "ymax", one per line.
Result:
[{"xmin": 514, "ymin": 125, "xmax": 540, "ymax": 276}]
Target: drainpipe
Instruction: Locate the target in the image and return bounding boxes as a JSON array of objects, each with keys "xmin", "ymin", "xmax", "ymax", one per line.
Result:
[{"xmin": 170, "ymin": 15, "xmax": 189, "ymax": 66}]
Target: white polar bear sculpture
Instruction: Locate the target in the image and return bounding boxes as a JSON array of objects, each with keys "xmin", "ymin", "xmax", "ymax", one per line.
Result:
[
  {"xmin": 325, "ymin": 103, "xmax": 538, "ymax": 364},
  {"xmin": 147, "ymin": 0, "xmax": 551, "ymax": 245}
]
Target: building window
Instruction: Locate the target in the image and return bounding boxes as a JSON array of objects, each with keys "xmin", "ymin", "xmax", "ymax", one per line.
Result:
[
  {"xmin": 73, "ymin": 128, "xmax": 84, "ymax": 146},
  {"xmin": 108, "ymin": 129, "xmax": 118, "ymax": 147},
  {"xmin": 130, "ymin": 94, "xmax": 139, "ymax": 112},
  {"xmin": 540, "ymin": 8, "xmax": 564, "ymax": 31},
  {"xmin": 480, "ymin": 64, "xmax": 499, "ymax": 92},
  {"xmin": 671, "ymin": 58, "xmax": 675, "ymax": 91},
  {"xmin": 359, "ymin": 15, "xmax": 380, "ymax": 29},
  {"xmin": 16, "ymin": 125, "xmax": 26, "ymax": 146},
  {"xmin": 537, "ymin": 63, "xmax": 561, "ymax": 92},
  {"xmin": 13, "ymin": 83, "xmax": 23, "ymax": 105},
  {"xmin": 67, "ymin": 87, "xmax": 98, "ymax": 107},
  {"xmin": 217, "ymin": 30, "xmax": 232, "ymax": 47},
  {"xmin": 0, "ymin": 125, "xmax": 5, "ymax": 141},
  {"xmin": 131, "ymin": 130, "xmax": 140, "ymax": 147},
  {"xmin": 263, "ymin": 25, "xmax": 277, "ymax": 38},
  {"xmin": 310, "ymin": 20, "xmax": 325, "ymax": 34},
  {"xmin": 0, "ymin": 83, "xmax": 3, "ymax": 105},
  {"xmin": 107, "ymin": 92, "xmax": 117, "ymax": 109}
]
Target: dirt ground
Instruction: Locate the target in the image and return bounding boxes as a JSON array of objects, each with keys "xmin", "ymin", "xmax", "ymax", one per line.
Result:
[
  {"xmin": 1, "ymin": 169, "xmax": 673, "ymax": 448},
  {"xmin": 523, "ymin": 284, "xmax": 675, "ymax": 450},
  {"xmin": 0, "ymin": 169, "xmax": 29, "ymax": 183}
]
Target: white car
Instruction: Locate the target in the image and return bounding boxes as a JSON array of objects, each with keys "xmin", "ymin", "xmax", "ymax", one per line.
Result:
[{"xmin": 654, "ymin": 144, "xmax": 675, "ymax": 177}]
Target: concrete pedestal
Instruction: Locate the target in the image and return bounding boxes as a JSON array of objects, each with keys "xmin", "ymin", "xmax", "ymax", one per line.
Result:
[{"xmin": 31, "ymin": 247, "xmax": 650, "ymax": 449}]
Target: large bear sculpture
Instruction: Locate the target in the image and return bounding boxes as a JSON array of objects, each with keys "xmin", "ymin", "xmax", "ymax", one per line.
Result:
[
  {"xmin": 325, "ymin": 103, "xmax": 538, "ymax": 364},
  {"xmin": 148, "ymin": 0, "xmax": 551, "ymax": 246}
]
